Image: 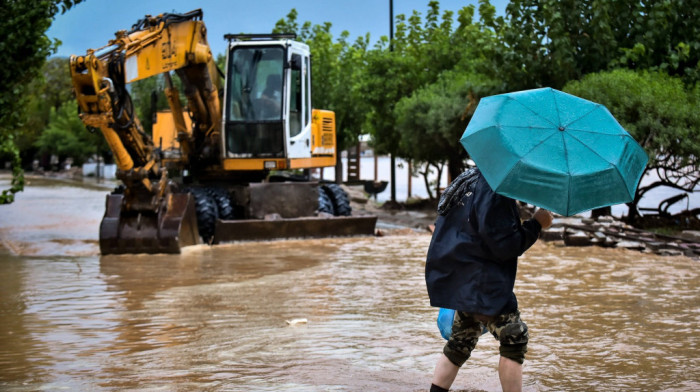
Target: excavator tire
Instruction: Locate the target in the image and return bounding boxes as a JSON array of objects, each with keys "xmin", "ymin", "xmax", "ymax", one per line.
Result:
[
  {"xmin": 207, "ymin": 187, "xmax": 234, "ymax": 220},
  {"xmin": 318, "ymin": 186, "xmax": 335, "ymax": 215},
  {"xmin": 322, "ymin": 183, "xmax": 352, "ymax": 216},
  {"xmin": 188, "ymin": 188, "xmax": 219, "ymax": 243}
]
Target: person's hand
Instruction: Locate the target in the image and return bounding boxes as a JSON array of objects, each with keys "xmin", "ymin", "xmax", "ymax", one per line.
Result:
[{"xmin": 533, "ymin": 208, "xmax": 553, "ymax": 230}]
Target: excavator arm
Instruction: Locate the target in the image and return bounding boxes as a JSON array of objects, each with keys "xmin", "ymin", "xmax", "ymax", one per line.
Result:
[{"xmin": 69, "ymin": 9, "xmax": 221, "ymax": 253}]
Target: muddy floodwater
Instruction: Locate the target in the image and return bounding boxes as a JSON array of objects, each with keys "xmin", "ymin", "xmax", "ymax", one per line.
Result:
[{"xmin": 1, "ymin": 175, "xmax": 699, "ymax": 391}]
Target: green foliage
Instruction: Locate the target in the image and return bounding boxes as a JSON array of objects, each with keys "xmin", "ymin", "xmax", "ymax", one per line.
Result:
[
  {"xmin": 41, "ymin": 57, "xmax": 74, "ymax": 109},
  {"xmin": 0, "ymin": 0, "xmax": 83, "ymax": 204},
  {"xmin": 359, "ymin": 47, "xmax": 413, "ymax": 156},
  {"xmin": 607, "ymin": 0, "xmax": 700, "ymax": 85},
  {"xmin": 564, "ymin": 69, "xmax": 700, "ymax": 217},
  {"xmin": 494, "ymin": 0, "xmax": 700, "ymax": 91},
  {"xmin": 15, "ymin": 57, "xmax": 73, "ymax": 155},
  {"xmin": 396, "ymin": 72, "xmax": 500, "ymax": 179},
  {"xmin": 380, "ymin": 0, "xmax": 505, "ymax": 185},
  {"xmin": 361, "ymin": 1, "xmax": 484, "ymax": 158},
  {"xmin": 0, "ymin": 136, "xmax": 24, "ymax": 204},
  {"xmin": 215, "ymin": 53, "xmax": 226, "ymax": 73},
  {"xmin": 273, "ymin": 9, "xmax": 370, "ymax": 152},
  {"xmin": 495, "ymin": 0, "xmax": 615, "ymax": 90},
  {"xmin": 34, "ymin": 101, "xmax": 108, "ymax": 166},
  {"xmin": 130, "ymin": 75, "xmax": 169, "ymax": 135}
]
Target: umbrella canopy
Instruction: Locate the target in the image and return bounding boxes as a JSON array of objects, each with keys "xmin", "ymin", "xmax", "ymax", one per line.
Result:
[{"xmin": 460, "ymin": 87, "xmax": 648, "ymax": 216}]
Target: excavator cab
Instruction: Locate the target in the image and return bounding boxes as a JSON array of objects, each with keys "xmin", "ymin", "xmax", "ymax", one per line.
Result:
[{"xmin": 221, "ymin": 34, "xmax": 335, "ymax": 173}]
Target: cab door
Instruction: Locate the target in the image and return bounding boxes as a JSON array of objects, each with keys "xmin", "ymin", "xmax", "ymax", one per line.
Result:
[{"xmin": 284, "ymin": 51, "xmax": 312, "ymax": 159}]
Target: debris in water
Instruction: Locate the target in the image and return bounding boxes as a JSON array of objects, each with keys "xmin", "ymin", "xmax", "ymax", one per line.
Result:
[{"xmin": 285, "ymin": 318, "xmax": 308, "ymax": 326}]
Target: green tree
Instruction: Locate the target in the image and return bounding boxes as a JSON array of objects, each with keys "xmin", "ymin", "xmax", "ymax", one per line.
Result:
[
  {"xmin": 607, "ymin": 0, "xmax": 700, "ymax": 85},
  {"xmin": 359, "ymin": 45, "xmax": 411, "ymax": 157},
  {"xmin": 0, "ymin": 0, "xmax": 84, "ymax": 203},
  {"xmin": 494, "ymin": 0, "xmax": 618, "ymax": 90},
  {"xmin": 494, "ymin": 0, "xmax": 700, "ymax": 90},
  {"xmin": 34, "ymin": 100, "xmax": 108, "ymax": 166},
  {"xmin": 16, "ymin": 57, "xmax": 74, "ymax": 164},
  {"xmin": 364, "ymin": 1, "xmax": 466, "ymax": 155},
  {"xmin": 331, "ymin": 33, "xmax": 371, "ymax": 153},
  {"xmin": 215, "ymin": 52, "xmax": 226, "ymax": 72},
  {"xmin": 563, "ymin": 69, "xmax": 700, "ymax": 220},
  {"xmin": 41, "ymin": 57, "xmax": 74, "ymax": 110},
  {"xmin": 360, "ymin": 1, "xmax": 478, "ymax": 200},
  {"xmin": 393, "ymin": 0, "xmax": 507, "ymax": 188},
  {"xmin": 396, "ymin": 71, "xmax": 500, "ymax": 199},
  {"xmin": 130, "ymin": 75, "xmax": 168, "ymax": 136}
]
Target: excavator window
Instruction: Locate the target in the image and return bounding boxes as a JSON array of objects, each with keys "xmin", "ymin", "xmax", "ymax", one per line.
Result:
[
  {"xmin": 227, "ymin": 46, "xmax": 284, "ymax": 121},
  {"xmin": 304, "ymin": 56, "xmax": 311, "ymax": 127},
  {"xmin": 225, "ymin": 46, "xmax": 285, "ymax": 157}
]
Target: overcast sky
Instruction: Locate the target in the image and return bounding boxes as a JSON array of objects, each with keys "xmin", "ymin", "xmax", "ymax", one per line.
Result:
[{"xmin": 48, "ymin": 0, "xmax": 508, "ymax": 58}]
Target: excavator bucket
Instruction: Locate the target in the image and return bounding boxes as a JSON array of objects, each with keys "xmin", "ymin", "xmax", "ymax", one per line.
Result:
[{"xmin": 99, "ymin": 192, "xmax": 199, "ymax": 254}]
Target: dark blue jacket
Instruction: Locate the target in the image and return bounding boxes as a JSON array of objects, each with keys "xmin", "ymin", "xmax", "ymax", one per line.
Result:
[{"xmin": 425, "ymin": 173, "xmax": 541, "ymax": 316}]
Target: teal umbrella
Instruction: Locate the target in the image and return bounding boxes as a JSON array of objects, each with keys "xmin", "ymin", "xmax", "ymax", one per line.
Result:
[{"xmin": 460, "ymin": 87, "xmax": 648, "ymax": 216}]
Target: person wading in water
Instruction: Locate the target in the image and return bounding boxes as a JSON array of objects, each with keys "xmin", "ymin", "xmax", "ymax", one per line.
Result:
[{"xmin": 425, "ymin": 167, "xmax": 553, "ymax": 392}]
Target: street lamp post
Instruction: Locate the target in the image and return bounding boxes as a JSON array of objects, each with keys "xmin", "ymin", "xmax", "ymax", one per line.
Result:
[{"xmin": 389, "ymin": 0, "xmax": 397, "ymax": 203}]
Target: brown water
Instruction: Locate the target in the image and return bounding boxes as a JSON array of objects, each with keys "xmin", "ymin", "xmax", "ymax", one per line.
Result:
[{"xmin": 1, "ymin": 175, "xmax": 699, "ymax": 391}]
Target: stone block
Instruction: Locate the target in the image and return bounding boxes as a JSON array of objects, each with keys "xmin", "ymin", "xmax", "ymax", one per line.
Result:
[
  {"xmin": 541, "ymin": 227, "xmax": 564, "ymax": 242},
  {"xmin": 564, "ymin": 231, "xmax": 592, "ymax": 246},
  {"xmin": 616, "ymin": 241, "xmax": 646, "ymax": 251}
]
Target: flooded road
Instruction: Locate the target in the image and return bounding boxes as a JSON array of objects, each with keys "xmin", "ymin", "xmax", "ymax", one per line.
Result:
[{"xmin": 1, "ymin": 174, "xmax": 699, "ymax": 391}]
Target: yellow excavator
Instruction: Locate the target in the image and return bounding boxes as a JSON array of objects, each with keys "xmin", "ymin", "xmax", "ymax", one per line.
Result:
[{"xmin": 69, "ymin": 9, "xmax": 376, "ymax": 254}]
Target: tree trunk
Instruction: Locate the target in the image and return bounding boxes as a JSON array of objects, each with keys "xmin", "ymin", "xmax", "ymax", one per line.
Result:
[
  {"xmin": 434, "ymin": 163, "xmax": 444, "ymax": 200},
  {"xmin": 421, "ymin": 163, "xmax": 434, "ymax": 200}
]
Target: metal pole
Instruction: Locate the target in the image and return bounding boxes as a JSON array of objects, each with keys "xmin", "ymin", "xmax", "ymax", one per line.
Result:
[
  {"xmin": 390, "ymin": 0, "xmax": 394, "ymax": 45},
  {"xmin": 389, "ymin": 0, "xmax": 397, "ymax": 202}
]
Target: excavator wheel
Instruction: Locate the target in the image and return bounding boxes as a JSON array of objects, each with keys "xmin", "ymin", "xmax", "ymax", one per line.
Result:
[
  {"xmin": 318, "ymin": 186, "xmax": 335, "ymax": 215},
  {"xmin": 188, "ymin": 188, "xmax": 219, "ymax": 244},
  {"xmin": 207, "ymin": 187, "xmax": 234, "ymax": 220},
  {"xmin": 322, "ymin": 184, "xmax": 352, "ymax": 216}
]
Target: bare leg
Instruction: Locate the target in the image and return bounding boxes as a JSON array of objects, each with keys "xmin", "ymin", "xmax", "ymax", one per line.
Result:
[
  {"xmin": 432, "ymin": 353, "xmax": 460, "ymax": 389},
  {"xmin": 498, "ymin": 356, "xmax": 522, "ymax": 392}
]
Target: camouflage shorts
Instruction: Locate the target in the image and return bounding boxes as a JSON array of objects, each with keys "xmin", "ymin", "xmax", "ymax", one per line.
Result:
[{"xmin": 443, "ymin": 310, "xmax": 529, "ymax": 366}]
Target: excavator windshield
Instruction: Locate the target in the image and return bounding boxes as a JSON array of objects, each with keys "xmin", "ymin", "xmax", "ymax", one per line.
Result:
[{"xmin": 225, "ymin": 46, "xmax": 285, "ymax": 158}]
